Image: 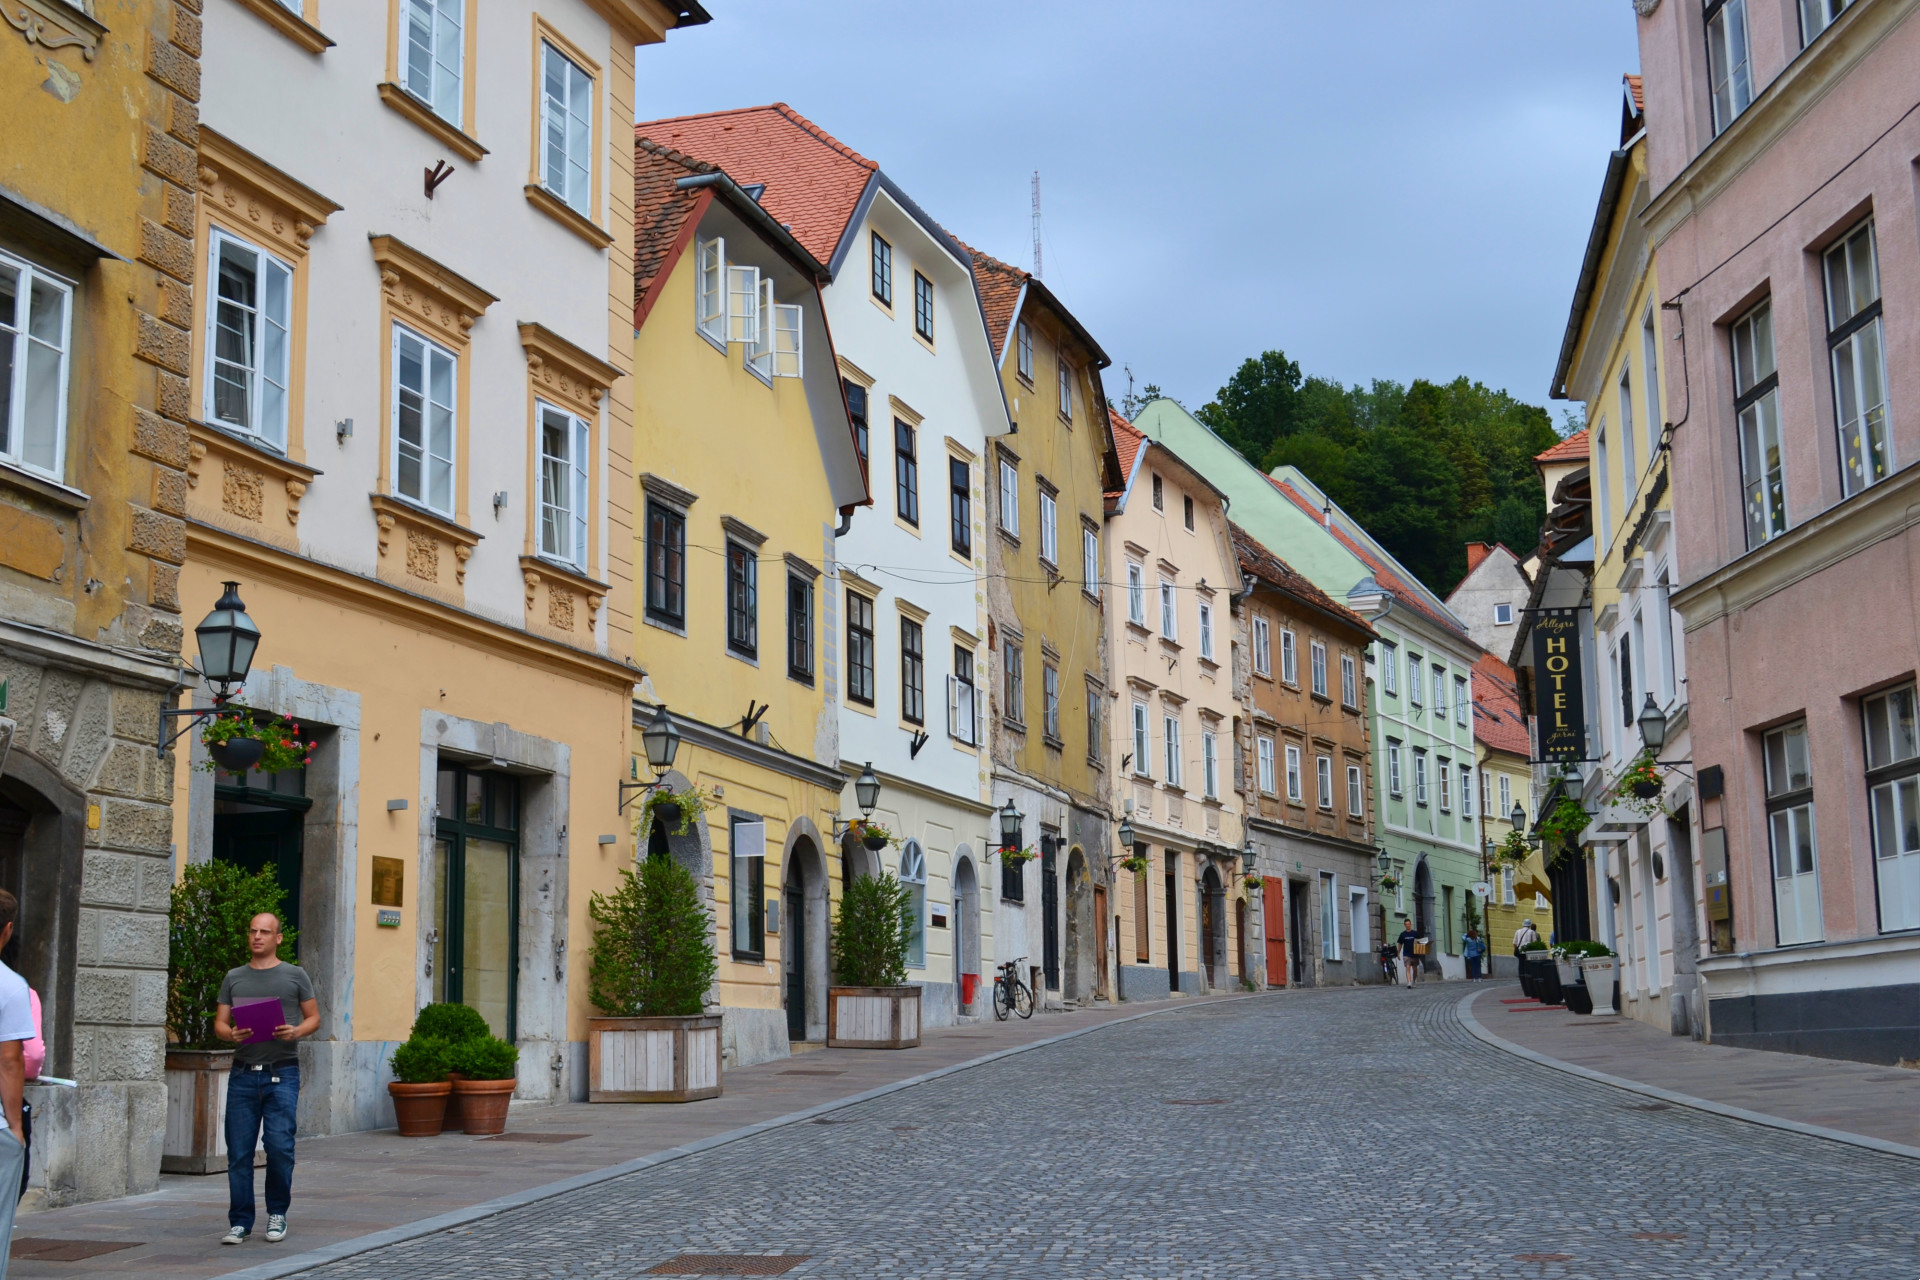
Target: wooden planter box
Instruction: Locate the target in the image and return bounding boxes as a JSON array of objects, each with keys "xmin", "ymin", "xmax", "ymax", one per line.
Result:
[
  {"xmin": 827, "ymin": 985, "xmax": 920, "ymax": 1049},
  {"xmin": 588, "ymin": 1015, "xmax": 722, "ymax": 1103},
  {"xmin": 162, "ymin": 1049, "xmax": 233, "ymax": 1174}
]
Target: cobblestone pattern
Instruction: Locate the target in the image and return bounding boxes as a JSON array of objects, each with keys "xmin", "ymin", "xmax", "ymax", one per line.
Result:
[{"xmin": 307, "ymin": 987, "xmax": 1918, "ymax": 1279}]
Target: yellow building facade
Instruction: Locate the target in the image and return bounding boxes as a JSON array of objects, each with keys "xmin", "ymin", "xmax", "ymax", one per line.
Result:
[{"xmin": 629, "ymin": 142, "xmax": 866, "ymax": 1065}]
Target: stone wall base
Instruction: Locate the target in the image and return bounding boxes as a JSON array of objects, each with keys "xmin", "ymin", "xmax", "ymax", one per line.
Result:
[
  {"xmin": 914, "ymin": 981, "xmax": 956, "ymax": 1028},
  {"xmin": 1118, "ymin": 966, "xmax": 1169, "ymax": 1002},
  {"xmin": 23, "ymin": 1080, "xmax": 166, "ymax": 1210},
  {"xmin": 722, "ymin": 1007, "xmax": 791, "ymax": 1071},
  {"xmin": 1709, "ymin": 983, "xmax": 1920, "ymax": 1064}
]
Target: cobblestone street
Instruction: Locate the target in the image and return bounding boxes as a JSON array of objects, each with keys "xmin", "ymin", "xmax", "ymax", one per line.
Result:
[{"xmin": 294, "ymin": 987, "xmax": 1916, "ymax": 1280}]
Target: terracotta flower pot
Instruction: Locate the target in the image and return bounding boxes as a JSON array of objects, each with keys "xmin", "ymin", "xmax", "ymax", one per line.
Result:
[
  {"xmin": 443, "ymin": 1072, "xmax": 467, "ymax": 1132},
  {"xmin": 451, "ymin": 1077, "xmax": 516, "ymax": 1135},
  {"xmin": 388, "ymin": 1080, "xmax": 452, "ymax": 1137}
]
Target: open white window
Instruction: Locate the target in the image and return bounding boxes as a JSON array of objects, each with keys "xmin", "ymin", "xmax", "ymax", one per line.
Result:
[
  {"xmin": 1038, "ymin": 488, "xmax": 1057, "ymax": 565},
  {"xmin": 537, "ymin": 401, "xmax": 590, "ymax": 572},
  {"xmin": 999, "ymin": 459, "xmax": 1019, "ymax": 536},
  {"xmin": 1127, "ymin": 562, "xmax": 1145, "ymax": 625},
  {"xmin": 1281, "ymin": 629, "xmax": 1297, "ymax": 684},
  {"xmin": 1202, "ymin": 729, "xmax": 1218, "ymax": 799},
  {"xmin": 1257, "ymin": 735, "xmax": 1276, "ymax": 793},
  {"xmin": 392, "ymin": 324, "xmax": 457, "ymax": 516},
  {"xmin": 207, "ymin": 229, "xmax": 292, "ymax": 449},
  {"xmin": 1347, "ymin": 764, "xmax": 1363, "ymax": 816},
  {"xmin": 748, "ymin": 276, "xmax": 774, "ymax": 379},
  {"xmin": 695, "ymin": 237, "xmax": 726, "ymax": 344},
  {"xmin": 403, "ymin": 0, "xmax": 465, "ymax": 127},
  {"xmin": 1163, "ymin": 715, "xmax": 1181, "ymax": 786},
  {"xmin": 0, "ymin": 250, "xmax": 71, "ymax": 481},
  {"xmin": 540, "ymin": 41, "xmax": 593, "ymax": 214},
  {"xmin": 772, "ymin": 301, "xmax": 803, "ymax": 378},
  {"xmin": 728, "ymin": 264, "xmax": 760, "ymax": 347},
  {"xmin": 1285, "ymin": 744, "xmax": 1302, "ymax": 803},
  {"xmin": 1198, "ymin": 601, "xmax": 1214, "ymax": 661},
  {"xmin": 1133, "ymin": 702, "xmax": 1150, "ymax": 776}
]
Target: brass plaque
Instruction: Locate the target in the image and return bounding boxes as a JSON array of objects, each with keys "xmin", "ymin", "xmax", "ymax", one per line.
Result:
[{"xmin": 371, "ymin": 856, "xmax": 404, "ymax": 907}]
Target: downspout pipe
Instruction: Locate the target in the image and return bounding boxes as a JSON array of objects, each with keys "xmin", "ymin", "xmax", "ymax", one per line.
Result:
[{"xmin": 835, "ymin": 507, "xmax": 855, "ymax": 537}]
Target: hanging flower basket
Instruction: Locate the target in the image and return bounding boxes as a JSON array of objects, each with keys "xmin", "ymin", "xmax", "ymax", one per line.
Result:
[
  {"xmin": 1242, "ymin": 874, "xmax": 1264, "ymax": 892},
  {"xmin": 634, "ymin": 785, "xmax": 717, "ymax": 844},
  {"xmin": 1119, "ymin": 854, "xmax": 1151, "ymax": 876},
  {"xmin": 1379, "ymin": 875, "xmax": 1400, "ymax": 891},
  {"xmin": 1604, "ymin": 750, "xmax": 1667, "ymax": 816},
  {"xmin": 1535, "ymin": 796, "xmax": 1592, "ymax": 861},
  {"xmin": 844, "ymin": 818, "xmax": 896, "ymax": 851},
  {"xmin": 199, "ymin": 711, "xmax": 314, "ymax": 774},
  {"xmin": 1493, "ymin": 829, "xmax": 1533, "ymax": 865},
  {"xmin": 1000, "ymin": 846, "xmax": 1038, "ymax": 866}
]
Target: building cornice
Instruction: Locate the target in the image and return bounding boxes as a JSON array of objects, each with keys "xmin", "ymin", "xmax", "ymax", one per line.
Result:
[
  {"xmin": 0, "ymin": 619, "xmax": 182, "ymax": 691},
  {"xmin": 851, "ymin": 760, "xmax": 996, "ymax": 816},
  {"xmin": 641, "ymin": 701, "xmax": 843, "ymax": 792}
]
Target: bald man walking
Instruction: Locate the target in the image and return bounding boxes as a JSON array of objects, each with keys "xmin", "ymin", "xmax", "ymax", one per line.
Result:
[{"xmin": 213, "ymin": 913, "xmax": 318, "ymax": 1246}]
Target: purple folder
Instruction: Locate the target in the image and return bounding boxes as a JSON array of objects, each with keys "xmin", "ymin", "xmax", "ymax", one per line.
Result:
[{"xmin": 231, "ymin": 996, "xmax": 285, "ymax": 1045}]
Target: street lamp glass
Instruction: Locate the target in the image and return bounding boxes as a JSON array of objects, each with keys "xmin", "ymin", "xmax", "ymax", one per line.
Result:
[
  {"xmin": 641, "ymin": 705, "xmax": 680, "ymax": 774},
  {"xmin": 999, "ymin": 799, "xmax": 1021, "ymax": 850},
  {"xmin": 194, "ymin": 581, "xmax": 260, "ymax": 694},
  {"xmin": 1511, "ymin": 802, "xmax": 1527, "ymax": 830},
  {"xmin": 854, "ymin": 762, "xmax": 880, "ymax": 815},
  {"xmin": 1117, "ymin": 817, "xmax": 1134, "ymax": 850},
  {"xmin": 1241, "ymin": 841, "xmax": 1258, "ymax": 874},
  {"xmin": 1376, "ymin": 848, "xmax": 1391, "ymax": 873},
  {"xmin": 1637, "ymin": 693, "xmax": 1667, "ymax": 752}
]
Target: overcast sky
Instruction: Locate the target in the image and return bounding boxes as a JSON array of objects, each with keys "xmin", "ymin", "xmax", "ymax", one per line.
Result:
[{"xmin": 637, "ymin": 2, "xmax": 1641, "ymax": 418}]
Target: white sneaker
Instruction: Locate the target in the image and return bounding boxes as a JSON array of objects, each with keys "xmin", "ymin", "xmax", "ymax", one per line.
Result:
[
  {"xmin": 221, "ymin": 1226, "xmax": 248, "ymax": 1245},
  {"xmin": 265, "ymin": 1215, "xmax": 288, "ymax": 1243}
]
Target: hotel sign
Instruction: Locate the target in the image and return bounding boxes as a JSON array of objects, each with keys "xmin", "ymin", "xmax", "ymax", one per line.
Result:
[{"xmin": 1532, "ymin": 608, "xmax": 1587, "ymax": 762}]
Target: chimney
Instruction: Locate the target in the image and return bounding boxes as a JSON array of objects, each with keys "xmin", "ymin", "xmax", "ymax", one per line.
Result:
[
  {"xmin": 1321, "ymin": 500, "xmax": 1332, "ymax": 531},
  {"xmin": 1464, "ymin": 542, "xmax": 1491, "ymax": 574}
]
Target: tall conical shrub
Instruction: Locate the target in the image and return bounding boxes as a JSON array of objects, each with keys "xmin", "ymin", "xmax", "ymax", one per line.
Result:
[
  {"xmin": 830, "ymin": 871, "xmax": 913, "ymax": 988},
  {"xmin": 587, "ymin": 855, "xmax": 716, "ymax": 1018}
]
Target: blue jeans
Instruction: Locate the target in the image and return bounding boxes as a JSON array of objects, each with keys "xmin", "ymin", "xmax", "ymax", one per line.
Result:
[
  {"xmin": 226, "ymin": 1063, "xmax": 298, "ymax": 1231},
  {"xmin": 1466, "ymin": 956, "xmax": 1483, "ymax": 980}
]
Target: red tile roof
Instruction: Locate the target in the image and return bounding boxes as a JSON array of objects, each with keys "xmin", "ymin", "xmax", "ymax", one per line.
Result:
[
  {"xmin": 1108, "ymin": 408, "xmax": 1144, "ymax": 501},
  {"xmin": 966, "ymin": 245, "xmax": 1025, "ymax": 362},
  {"xmin": 632, "ymin": 139, "xmax": 716, "ymax": 328},
  {"xmin": 1625, "ymin": 74, "xmax": 1644, "ymax": 113},
  {"xmin": 1535, "ymin": 428, "xmax": 1590, "ymax": 464},
  {"xmin": 634, "ymin": 104, "xmax": 877, "ymax": 265},
  {"xmin": 1231, "ymin": 523, "xmax": 1376, "ymax": 641},
  {"xmin": 1472, "ymin": 654, "xmax": 1531, "ymax": 757},
  {"xmin": 1264, "ymin": 475, "xmax": 1469, "ymax": 640}
]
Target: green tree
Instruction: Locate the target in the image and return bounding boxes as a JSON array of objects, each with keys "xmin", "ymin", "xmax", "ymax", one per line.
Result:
[
  {"xmin": 1196, "ymin": 350, "xmax": 1303, "ymax": 465},
  {"xmin": 168, "ymin": 860, "xmax": 297, "ymax": 1049},
  {"xmin": 830, "ymin": 872, "xmax": 914, "ymax": 988},
  {"xmin": 586, "ymin": 855, "xmax": 716, "ymax": 1018}
]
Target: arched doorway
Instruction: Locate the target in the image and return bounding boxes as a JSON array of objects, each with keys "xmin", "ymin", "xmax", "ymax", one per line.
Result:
[
  {"xmin": 0, "ymin": 756, "xmax": 83, "ymax": 1077},
  {"xmin": 1414, "ymin": 857, "xmax": 1436, "ymax": 972},
  {"xmin": 784, "ymin": 835, "xmax": 830, "ymax": 1042},
  {"xmin": 1200, "ymin": 864, "xmax": 1224, "ymax": 990},
  {"xmin": 953, "ymin": 851, "xmax": 979, "ymax": 1014},
  {"xmin": 1063, "ymin": 848, "xmax": 1094, "ymax": 1005}
]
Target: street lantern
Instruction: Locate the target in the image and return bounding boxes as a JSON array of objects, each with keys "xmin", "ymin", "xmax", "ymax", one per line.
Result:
[
  {"xmin": 1511, "ymin": 801, "xmax": 1527, "ymax": 830},
  {"xmin": 1376, "ymin": 847, "xmax": 1391, "ymax": 874},
  {"xmin": 1240, "ymin": 839, "xmax": 1258, "ymax": 876},
  {"xmin": 195, "ymin": 581, "xmax": 260, "ymax": 701},
  {"xmin": 854, "ymin": 761, "xmax": 881, "ymax": 816},
  {"xmin": 640, "ymin": 704, "xmax": 681, "ymax": 776},
  {"xmin": 998, "ymin": 799, "xmax": 1022, "ymax": 851},
  {"xmin": 1637, "ymin": 693, "xmax": 1668, "ymax": 752},
  {"xmin": 1116, "ymin": 815, "xmax": 1135, "ymax": 851}
]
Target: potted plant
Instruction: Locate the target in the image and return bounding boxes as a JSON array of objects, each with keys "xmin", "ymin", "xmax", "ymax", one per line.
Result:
[
  {"xmin": 1606, "ymin": 751, "xmax": 1666, "ymax": 815},
  {"xmin": 387, "ymin": 1034, "xmax": 453, "ymax": 1136},
  {"xmin": 163, "ymin": 861, "xmax": 295, "ymax": 1174},
  {"xmin": 827, "ymin": 871, "xmax": 920, "ymax": 1049},
  {"xmin": 1000, "ymin": 846, "xmax": 1038, "ymax": 867},
  {"xmin": 1562, "ymin": 940, "xmax": 1618, "ymax": 1016},
  {"xmin": 633, "ymin": 784, "xmax": 716, "ymax": 845},
  {"xmin": 448, "ymin": 1035, "xmax": 519, "ymax": 1134},
  {"xmin": 1550, "ymin": 945, "xmax": 1586, "ymax": 996},
  {"xmin": 1379, "ymin": 874, "xmax": 1400, "ymax": 892},
  {"xmin": 1518, "ymin": 939, "xmax": 1557, "ymax": 1002},
  {"xmin": 1242, "ymin": 873, "xmax": 1264, "ymax": 893},
  {"xmin": 407, "ymin": 1002, "xmax": 489, "ymax": 1131},
  {"xmin": 1119, "ymin": 851, "xmax": 1151, "ymax": 876},
  {"xmin": 585, "ymin": 855, "xmax": 721, "ymax": 1102},
  {"xmin": 199, "ymin": 710, "xmax": 315, "ymax": 774},
  {"xmin": 845, "ymin": 817, "xmax": 895, "ymax": 851}
]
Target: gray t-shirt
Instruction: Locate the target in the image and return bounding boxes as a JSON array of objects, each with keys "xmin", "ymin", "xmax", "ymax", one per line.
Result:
[{"xmin": 218, "ymin": 962, "xmax": 314, "ymax": 1066}]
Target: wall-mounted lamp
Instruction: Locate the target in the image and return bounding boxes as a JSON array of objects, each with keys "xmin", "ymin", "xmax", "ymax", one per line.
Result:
[
  {"xmin": 335, "ymin": 417, "xmax": 353, "ymax": 443},
  {"xmin": 493, "ymin": 491, "xmax": 509, "ymax": 517},
  {"xmin": 620, "ymin": 704, "xmax": 682, "ymax": 813},
  {"xmin": 157, "ymin": 582, "xmax": 263, "ymax": 758},
  {"xmin": 386, "ymin": 799, "xmax": 408, "ymax": 812}
]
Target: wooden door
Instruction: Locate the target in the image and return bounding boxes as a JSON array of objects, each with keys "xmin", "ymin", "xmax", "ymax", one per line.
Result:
[
  {"xmin": 1264, "ymin": 878, "xmax": 1286, "ymax": 986},
  {"xmin": 1092, "ymin": 886, "xmax": 1109, "ymax": 999}
]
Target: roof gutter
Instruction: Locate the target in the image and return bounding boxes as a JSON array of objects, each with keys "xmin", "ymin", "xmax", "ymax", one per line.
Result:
[
  {"xmin": 673, "ymin": 172, "xmax": 829, "ymax": 280},
  {"xmin": 1548, "ymin": 147, "xmax": 1631, "ymax": 401}
]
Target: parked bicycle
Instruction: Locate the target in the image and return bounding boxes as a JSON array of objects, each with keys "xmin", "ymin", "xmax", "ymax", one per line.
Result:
[{"xmin": 992, "ymin": 958, "xmax": 1034, "ymax": 1021}]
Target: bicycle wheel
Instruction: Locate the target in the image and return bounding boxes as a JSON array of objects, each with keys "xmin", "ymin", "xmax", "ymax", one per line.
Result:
[
  {"xmin": 1013, "ymin": 979, "xmax": 1034, "ymax": 1019},
  {"xmin": 993, "ymin": 979, "xmax": 1012, "ymax": 1021}
]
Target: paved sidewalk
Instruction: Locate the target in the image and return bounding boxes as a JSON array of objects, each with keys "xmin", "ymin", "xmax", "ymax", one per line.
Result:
[
  {"xmin": 7, "ymin": 993, "xmax": 1245, "ymax": 1278},
  {"xmin": 1462, "ymin": 983, "xmax": 1920, "ymax": 1157}
]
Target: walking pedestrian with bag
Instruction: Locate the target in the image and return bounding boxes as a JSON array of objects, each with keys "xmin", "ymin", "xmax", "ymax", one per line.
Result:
[
  {"xmin": 1396, "ymin": 916, "xmax": 1421, "ymax": 988},
  {"xmin": 214, "ymin": 913, "xmax": 318, "ymax": 1247},
  {"xmin": 1513, "ymin": 918, "xmax": 1539, "ymax": 961}
]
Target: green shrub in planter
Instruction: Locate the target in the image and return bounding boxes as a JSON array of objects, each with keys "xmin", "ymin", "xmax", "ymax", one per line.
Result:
[
  {"xmin": 168, "ymin": 859, "xmax": 297, "ymax": 1049},
  {"xmin": 448, "ymin": 1035, "xmax": 519, "ymax": 1081},
  {"xmin": 390, "ymin": 1034, "xmax": 453, "ymax": 1084},
  {"xmin": 1557, "ymin": 940, "xmax": 1614, "ymax": 958},
  {"xmin": 1520, "ymin": 939, "xmax": 1550, "ymax": 953},
  {"xmin": 587, "ymin": 855, "xmax": 717, "ymax": 1017},
  {"xmin": 410, "ymin": 1002, "xmax": 490, "ymax": 1044},
  {"xmin": 830, "ymin": 872, "xmax": 913, "ymax": 988}
]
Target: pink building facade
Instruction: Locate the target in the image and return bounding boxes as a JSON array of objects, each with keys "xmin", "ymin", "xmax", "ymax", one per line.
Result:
[{"xmin": 1638, "ymin": 0, "xmax": 1920, "ymax": 1062}]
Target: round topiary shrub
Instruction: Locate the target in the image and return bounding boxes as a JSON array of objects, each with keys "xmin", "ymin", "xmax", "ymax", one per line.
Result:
[
  {"xmin": 410, "ymin": 1001, "xmax": 490, "ymax": 1044},
  {"xmin": 448, "ymin": 1035, "xmax": 519, "ymax": 1081},
  {"xmin": 389, "ymin": 1034, "xmax": 452, "ymax": 1084}
]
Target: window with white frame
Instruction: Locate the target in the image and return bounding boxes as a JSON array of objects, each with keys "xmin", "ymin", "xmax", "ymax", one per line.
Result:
[
  {"xmin": 1310, "ymin": 640, "xmax": 1328, "ymax": 697},
  {"xmin": 1413, "ymin": 750, "xmax": 1428, "ymax": 806},
  {"xmin": 728, "ymin": 262, "xmax": 760, "ymax": 347},
  {"xmin": 1127, "ymin": 562, "xmax": 1145, "ymax": 626},
  {"xmin": 1825, "ymin": 219, "xmax": 1890, "ymax": 497},
  {"xmin": 1043, "ymin": 661, "xmax": 1060, "ymax": 741},
  {"xmin": 1864, "ymin": 684, "xmax": 1920, "ymax": 932},
  {"xmin": 1499, "ymin": 773, "xmax": 1512, "ymax": 819},
  {"xmin": 1132, "ymin": 701, "xmax": 1151, "ymax": 776},
  {"xmin": 999, "ymin": 458, "xmax": 1019, "ymax": 536},
  {"xmin": 1159, "ymin": 579, "xmax": 1177, "ymax": 640},
  {"xmin": 1198, "ymin": 601, "xmax": 1214, "ymax": 661},
  {"xmin": 1799, "ymin": 0, "xmax": 1852, "ymax": 45},
  {"xmin": 1082, "ymin": 526, "xmax": 1098, "ymax": 593},
  {"xmin": 1460, "ymin": 766, "xmax": 1474, "ymax": 819},
  {"xmin": 1407, "ymin": 654, "xmax": 1423, "ymax": 706},
  {"xmin": 1706, "ymin": 0, "xmax": 1752, "ymax": 136},
  {"xmin": 1285, "ymin": 744, "xmax": 1302, "ymax": 803},
  {"xmin": 1501, "ymin": 865, "xmax": 1516, "ymax": 906},
  {"xmin": 1316, "ymin": 755, "xmax": 1333, "ymax": 810},
  {"xmin": 1002, "ymin": 636, "xmax": 1023, "ymax": 726},
  {"xmin": 1734, "ymin": 300, "xmax": 1785, "ymax": 548},
  {"xmin": 1455, "ymin": 675, "xmax": 1468, "ymax": 726},
  {"xmin": 695, "ymin": 237, "xmax": 726, "ymax": 344},
  {"xmin": 537, "ymin": 402, "xmax": 590, "ymax": 572},
  {"xmin": 1202, "ymin": 729, "xmax": 1218, "ymax": 799},
  {"xmin": 1320, "ymin": 872, "xmax": 1339, "ymax": 960},
  {"xmin": 1281, "ymin": 629, "xmax": 1298, "ymax": 684},
  {"xmin": 1038, "ymin": 487, "xmax": 1057, "ymax": 565},
  {"xmin": 1347, "ymin": 763, "xmax": 1363, "ymax": 816},
  {"xmin": 1381, "ymin": 641, "xmax": 1398, "ymax": 695},
  {"xmin": 540, "ymin": 42, "xmax": 593, "ymax": 215},
  {"xmin": 749, "ymin": 276, "xmax": 775, "ymax": 379},
  {"xmin": 1432, "ymin": 665, "xmax": 1447, "ymax": 719},
  {"xmin": 1619, "ymin": 363, "xmax": 1637, "ymax": 484},
  {"xmin": 1257, "ymin": 735, "xmax": 1276, "ymax": 793},
  {"xmin": 1340, "ymin": 652, "xmax": 1357, "ymax": 709},
  {"xmin": 1016, "ymin": 319, "xmax": 1033, "ymax": 381},
  {"xmin": 206, "ymin": 230, "xmax": 291, "ymax": 449},
  {"xmin": 1642, "ymin": 305, "xmax": 1662, "ymax": 462},
  {"xmin": 1163, "ymin": 714, "xmax": 1182, "ymax": 786},
  {"xmin": 899, "ymin": 841, "xmax": 927, "ymax": 968},
  {"xmin": 1253, "ymin": 617, "xmax": 1271, "ymax": 676},
  {"xmin": 772, "ymin": 298, "xmax": 802, "ymax": 378},
  {"xmin": 403, "ymin": 0, "xmax": 465, "ymax": 127},
  {"xmin": 1493, "ymin": 603, "xmax": 1513, "ymax": 626},
  {"xmin": 393, "ymin": 324, "xmax": 456, "ymax": 516},
  {"xmin": 0, "ymin": 252, "xmax": 71, "ymax": 480},
  {"xmin": 1057, "ymin": 357, "xmax": 1072, "ymax": 419},
  {"xmin": 1437, "ymin": 759, "xmax": 1451, "ymax": 812},
  {"xmin": 1151, "ymin": 472, "xmax": 1163, "ymax": 509},
  {"xmin": 1765, "ymin": 721, "xmax": 1821, "ymax": 945},
  {"xmin": 948, "ymin": 645, "xmax": 981, "ymax": 745},
  {"xmin": 1387, "ymin": 739, "xmax": 1402, "ymax": 796}
]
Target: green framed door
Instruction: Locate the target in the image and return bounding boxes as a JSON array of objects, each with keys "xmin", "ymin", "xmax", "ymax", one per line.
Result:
[
  {"xmin": 213, "ymin": 762, "xmax": 310, "ymax": 941},
  {"xmin": 433, "ymin": 764, "xmax": 519, "ymax": 1040}
]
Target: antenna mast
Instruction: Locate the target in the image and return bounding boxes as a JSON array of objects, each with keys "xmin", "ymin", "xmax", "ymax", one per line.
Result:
[{"xmin": 1030, "ymin": 170, "xmax": 1043, "ymax": 278}]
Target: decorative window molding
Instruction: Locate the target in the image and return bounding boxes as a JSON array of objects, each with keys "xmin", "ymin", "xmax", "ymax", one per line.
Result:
[
  {"xmin": 231, "ymin": 0, "xmax": 334, "ymax": 53},
  {"xmin": 4, "ymin": 0, "xmax": 107, "ymax": 62},
  {"xmin": 639, "ymin": 471, "xmax": 697, "ymax": 512},
  {"xmin": 518, "ymin": 321, "xmax": 617, "ymax": 419}
]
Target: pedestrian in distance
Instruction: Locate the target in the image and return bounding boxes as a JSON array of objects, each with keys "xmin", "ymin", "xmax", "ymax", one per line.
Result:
[
  {"xmin": 213, "ymin": 913, "xmax": 319, "ymax": 1247},
  {"xmin": 0, "ymin": 931, "xmax": 43, "ymax": 1207},
  {"xmin": 0, "ymin": 889, "xmax": 36, "ymax": 1274},
  {"xmin": 1513, "ymin": 917, "xmax": 1539, "ymax": 962},
  {"xmin": 1463, "ymin": 928, "xmax": 1486, "ymax": 981},
  {"xmin": 1396, "ymin": 916, "xmax": 1421, "ymax": 988}
]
